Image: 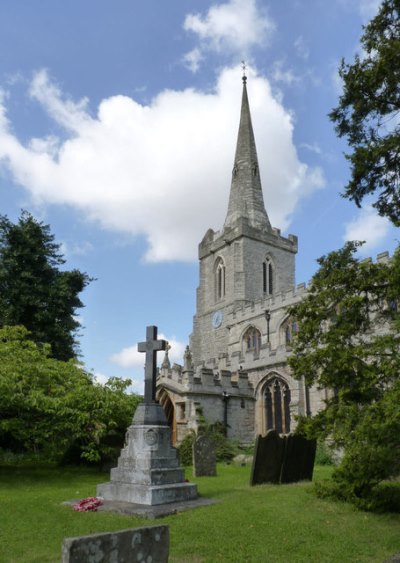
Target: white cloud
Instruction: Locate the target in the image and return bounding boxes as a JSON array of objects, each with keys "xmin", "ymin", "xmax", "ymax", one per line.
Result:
[
  {"xmin": 183, "ymin": 0, "xmax": 274, "ymax": 71},
  {"xmin": 300, "ymin": 142, "xmax": 322, "ymax": 155},
  {"xmin": 294, "ymin": 36, "xmax": 309, "ymax": 60},
  {"xmin": 343, "ymin": 206, "xmax": 391, "ymax": 252},
  {"xmin": 337, "ymin": 0, "xmax": 381, "ymax": 21},
  {"xmin": 182, "ymin": 48, "xmax": 204, "ymax": 74},
  {"xmin": 110, "ymin": 334, "xmax": 186, "ymax": 369},
  {"xmin": 94, "ymin": 372, "xmax": 110, "ymax": 385},
  {"xmin": 271, "ymin": 61, "xmax": 299, "ymax": 86},
  {"xmin": 357, "ymin": 0, "xmax": 381, "ymax": 20},
  {"xmin": 61, "ymin": 240, "xmax": 94, "ymax": 257},
  {"xmin": 0, "ymin": 66, "xmax": 324, "ymax": 261},
  {"xmin": 94, "ymin": 371, "xmax": 143, "ymax": 394}
]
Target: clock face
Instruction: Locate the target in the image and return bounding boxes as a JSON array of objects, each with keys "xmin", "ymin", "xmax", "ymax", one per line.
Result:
[{"xmin": 212, "ymin": 310, "xmax": 223, "ymax": 328}]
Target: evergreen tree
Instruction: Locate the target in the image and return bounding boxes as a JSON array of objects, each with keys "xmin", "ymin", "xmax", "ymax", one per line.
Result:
[
  {"xmin": 329, "ymin": 0, "xmax": 400, "ymax": 223},
  {"xmin": 0, "ymin": 211, "xmax": 91, "ymax": 360},
  {"xmin": 288, "ymin": 243, "xmax": 400, "ymax": 508}
]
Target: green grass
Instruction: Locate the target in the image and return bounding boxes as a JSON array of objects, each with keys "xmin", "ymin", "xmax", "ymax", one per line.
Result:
[{"xmin": 0, "ymin": 464, "xmax": 399, "ymax": 562}]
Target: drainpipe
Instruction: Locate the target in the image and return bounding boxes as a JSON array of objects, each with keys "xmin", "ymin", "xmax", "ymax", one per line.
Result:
[{"xmin": 222, "ymin": 391, "xmax": 230, "ymax": 436}]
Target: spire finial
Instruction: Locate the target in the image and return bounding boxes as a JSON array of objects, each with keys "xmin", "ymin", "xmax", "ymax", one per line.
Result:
[{"xmin": 241, "ymin": 60, "xmax": 247, "ymax": 84}]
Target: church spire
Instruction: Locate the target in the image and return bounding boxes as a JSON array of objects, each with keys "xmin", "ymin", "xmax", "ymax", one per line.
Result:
[{"xmin": 224, "ymin": 70, "xmax": 271, "ymax": 231}]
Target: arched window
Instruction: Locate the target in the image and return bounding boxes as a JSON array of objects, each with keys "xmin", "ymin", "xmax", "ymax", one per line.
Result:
[
  {"xmin": 263, "ymin": 257, "xmax": 274, "ymax": 295},
  {"xmin": 282, "ymin": 317, "xmax": 298, "ymax": 346},
  {"xmin": 215, "ymin": 257, "xmax": 226, "ymax": 301},
  {"xmin": 264, "ymin": 376, "xmax": 291, "ymax": 434},
  {"xmin": 243, "ymin": 326, "xmax": 261, "ymax": 356}
]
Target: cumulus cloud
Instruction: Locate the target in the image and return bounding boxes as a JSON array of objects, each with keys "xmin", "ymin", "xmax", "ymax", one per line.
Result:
[
  {"xmin": 0, "ymin": 66, "xmax": 324, "ymax": 261},
  {"xmin": 183, "ymin": 0, "xmax": 274, "ymax": 71},
  {"xmin": 357, "ymin": 0, "xmax": 381, "ymax": 20},
  {"xmin": 337, "ymin": 0, "xmax": 381, "ymax": 21},
  {"xmin": 61, "ymin": 240, "xmax": 94, "ymax": 257},
  {"xmin": 94, "ymin": 371, "xmax": 143, "ymax": 394},
  {"xmin": 110, "ymin": 334, "xmax": 186, "ymax": 369},
  {"xmin": 271, "ymin": 61, "xmax": 299, "ymax": 86},
  {"xmin": 94, "ymin": 372, "xmax": 111, "ymax": 385},
  {"xmin": 343, "ymin": 206, "xmax": 391, "ymax": 252},
  {"xmin": 294, "ymin": 36, "xmax": 309, "ymax": 60}
]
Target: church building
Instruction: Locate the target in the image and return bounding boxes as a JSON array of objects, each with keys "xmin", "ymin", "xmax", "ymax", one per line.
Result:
[{"xmin": 156, "ymin": 73, "xmax": 327, "ymax": 445}]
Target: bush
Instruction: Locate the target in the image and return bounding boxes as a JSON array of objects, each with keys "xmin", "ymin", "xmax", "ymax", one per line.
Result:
[
  {"xmin": 177, "ymin": 433, "xmax": 196, "ymax": 466},
  {"xmin": 314, "ymin": 478, "xmax": 400, "ymax": 513},
  {"xmin": 177, "ymin": 422, "xmax": 236, "ymax": 466},
  {"xmin": 315, "ymin": 442, "xmax": 336, "ymax": 466}
]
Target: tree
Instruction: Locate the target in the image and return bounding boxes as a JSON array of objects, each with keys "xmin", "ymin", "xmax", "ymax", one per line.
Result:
[
  {"xmin": 329, "ymin": 0, "xmax": 400, "ymax": 223},
  {"xmin": 0, "ymin": 211, "xmax": 91, "ymax": 360},
  {"xmin": 0, "ymin": 325, "xmax": 140, "ymax": 463},
  {"xmin": 288, "ymin": 242, "xmax": 400, "ymax": 508}
]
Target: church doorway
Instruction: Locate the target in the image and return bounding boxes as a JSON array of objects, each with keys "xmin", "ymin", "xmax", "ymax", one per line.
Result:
[
  {"xmin": 157, "ymin": 390, "xmax": 176, "ymax": 444},
  {"xmin": 263, "ymin": 376, "xmax": 291, "ymax": 434}
]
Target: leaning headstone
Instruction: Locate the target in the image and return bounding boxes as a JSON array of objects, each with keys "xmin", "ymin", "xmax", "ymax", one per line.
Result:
[
  {"xmin": 61, "ymin": 525, "xmax": 169, "ymax": 563},
  {"xmin": 193, "ymin": 435, "xmax": 217, "ymax": 477},
  {"xmin": 280, "ymin": 434, "xmax": 317, "ymax": 484},
  {"xmin": 250, "ymin": 430, "xmax": 284, "ymax": 485},
  {"xmin": 300, "ymin": 435, "xmax": 317, "ymax": 481},
  {"xmin": 97, "ymin": 326, "xmax": 197, "ymax": 505}
]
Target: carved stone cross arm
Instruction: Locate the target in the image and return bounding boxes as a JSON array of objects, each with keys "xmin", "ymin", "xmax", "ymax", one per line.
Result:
[{"xmin": 138, "ymin": 326, "xmax": 167, "ymax": 403}]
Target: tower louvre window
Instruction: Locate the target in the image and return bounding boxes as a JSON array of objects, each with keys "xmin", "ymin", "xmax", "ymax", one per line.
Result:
[
  {"xmin": 243, "ymin": 326, "xmax": 261, "ymax": 355},
  {"xmin": 215, "ymin": 257, "xmax": 226, "ymax": 301},
  {"xmin": 282, "ymin": 317, "xmax": 298, "ymax": 347},
  {"xmin": 263, "ymin": 257, "xmax": 274, "ymax": 295}
]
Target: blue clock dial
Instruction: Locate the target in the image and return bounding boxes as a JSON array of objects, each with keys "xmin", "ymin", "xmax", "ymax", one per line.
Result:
[{"xmin": 212, "ymin": 310, "xmax": 223, "ymax": 328}]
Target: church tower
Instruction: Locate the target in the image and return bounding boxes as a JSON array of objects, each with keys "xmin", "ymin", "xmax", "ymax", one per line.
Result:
[{"xmin": 190, "ymin": 73, "xmax": 298, "ymax": 368}]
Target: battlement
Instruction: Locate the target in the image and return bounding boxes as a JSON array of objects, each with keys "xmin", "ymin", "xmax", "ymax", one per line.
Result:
[
  {"xmin": 157, "ymin": 362, "xmax": 253, "ymax": 396},
  {"xmin": 229, "ymin": 280, "xmax": 309, "ymax": 321}
]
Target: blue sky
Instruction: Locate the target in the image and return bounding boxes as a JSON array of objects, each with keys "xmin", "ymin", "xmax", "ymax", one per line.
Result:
[{"xmin": 0, "ymin": 0, "xmax": 397, "ymax": 393}]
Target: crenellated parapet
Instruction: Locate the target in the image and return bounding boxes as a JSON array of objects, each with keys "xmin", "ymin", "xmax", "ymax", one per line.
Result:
[
  {"xmin": 158, "ymin": 358, "xmax": 254, "ymax": 397},
  {"xmin": 157, "ymin": 346, "xmax": 255, "ymax": 445}
]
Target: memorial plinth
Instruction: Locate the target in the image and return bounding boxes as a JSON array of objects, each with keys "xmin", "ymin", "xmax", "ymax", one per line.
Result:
[{"xmin": 97, "ymin": 327, "xmax": 197, "ymax": 506}]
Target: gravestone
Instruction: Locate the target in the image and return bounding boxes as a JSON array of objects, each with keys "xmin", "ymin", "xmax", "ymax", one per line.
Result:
[
  {"xmin": 280, "ymin": 434, "xmax": 317, "ymax": 484},
  {"xmin": 250, "ymin": 431, "xmax": 316, "ymax": 486},
  {"xmin": 250, "ymin": 430, "xmax": 283, "ymax": 485},
  {"xmin": 193, "ymin": 435, "xmax": 217, "ymax": 477},
  {"xmin": 97, "ymin": 326, "xmax": 197, "ymax": 505},
  {"xmin": 62, "ymin": 525, "xmax": 169, "ymax": 563}
]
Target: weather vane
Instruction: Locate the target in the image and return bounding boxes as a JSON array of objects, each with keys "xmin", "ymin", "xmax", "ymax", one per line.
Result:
[{"xmin": 241, "ymin": 60, "xmax": 247, "ymax": 83}]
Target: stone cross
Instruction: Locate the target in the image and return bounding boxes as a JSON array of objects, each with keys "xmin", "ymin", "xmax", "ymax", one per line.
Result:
[{"xmin": 138, "ymin": 326, "xmax": 167, "ymax": 403}]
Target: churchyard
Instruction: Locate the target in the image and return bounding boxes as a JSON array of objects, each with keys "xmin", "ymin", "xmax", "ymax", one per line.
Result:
[{"xmin": 1, "ymin": 462, "xmax": 400, "ymax": 562}]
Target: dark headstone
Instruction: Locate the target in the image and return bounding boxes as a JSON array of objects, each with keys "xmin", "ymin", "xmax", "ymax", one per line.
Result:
[
  {"xmin": 250, "ymin": 430, "xmax": 284, "ymax": 485},
  {"xmin": 280, "ymin": 434, "xmax": 317, "ymax": 483},
  {"xmin": 61, "ymin": 525, "xmax": 169, "ymax": 563},
  {"xmin": 301, "ymin": 435, "xmax": 317, "ymax": 481},
  {"xmin": 193, "ymin": 435, "xmax": 217, "ymax": 477},
  {"xmin": 250, "ymin": 431, "xmax": 316, "ymax": 486}
]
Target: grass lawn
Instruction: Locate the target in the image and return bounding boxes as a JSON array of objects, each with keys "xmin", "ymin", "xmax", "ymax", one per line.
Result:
[{"xmin": 0, "ymin": 463, "xmax": 399, "ymax": 562}]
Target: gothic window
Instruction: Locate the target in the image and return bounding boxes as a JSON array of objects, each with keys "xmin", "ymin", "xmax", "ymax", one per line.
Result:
[
  {"xmin": 264, "ymin": 376, "xmax": 291, "ymax": 434},
  {"xmin": 263, "ymin": 257, "xmax": 274, "ymax": 295},
  {"xmin": 243, "ymin": 326, "xmax": 261, "ymax": 355},
  {"xmin": 282, "ymin": 317, "xmax": 298, "ymax": 346},
  {"xmin": 215, "ymin": 257, "xmax": 226, "ymax": 301}
]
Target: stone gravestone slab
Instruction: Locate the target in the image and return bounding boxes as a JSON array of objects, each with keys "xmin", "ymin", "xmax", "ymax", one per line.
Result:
[
  {"xmin": 61, "ymin": 525, "xmax": 169, "ymax": 563},
  {"xmin": 250, "ymin": 430, "xmax": 284, "ymax": 485},
  {"xmin": 280, "ymin": 434, "xmax": 317, "ymax": 484},
  {"xmin": 193, "ymin": 435, "xmax": 217, "ymax": 477}
]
